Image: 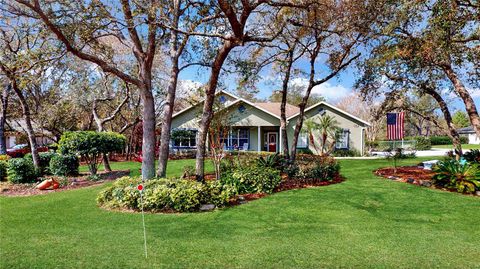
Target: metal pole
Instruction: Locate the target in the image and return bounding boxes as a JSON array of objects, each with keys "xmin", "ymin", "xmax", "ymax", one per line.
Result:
[{"xmin": 140, "ymin": 190, "xmax": 147, "ymax": 258}]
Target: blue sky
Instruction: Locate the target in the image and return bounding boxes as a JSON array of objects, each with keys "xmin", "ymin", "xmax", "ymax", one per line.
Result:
[{"xmin": 177, "ymin": 56, "xmax": 479, "ymax": 114}]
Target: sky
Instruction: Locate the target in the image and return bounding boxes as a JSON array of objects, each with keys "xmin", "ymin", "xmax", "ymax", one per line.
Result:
[{"xmin": 178, "ymin": 59, "xmax": 479, "ymax": 115}]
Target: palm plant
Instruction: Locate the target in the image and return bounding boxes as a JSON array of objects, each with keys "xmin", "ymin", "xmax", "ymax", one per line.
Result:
[
  {"xmin": 433, "ymin": 160, "xmax": 480, "ymax": 194},
  {"xmin": 316, "ymin": 115, "xmax": 340, "ymax": 156}
]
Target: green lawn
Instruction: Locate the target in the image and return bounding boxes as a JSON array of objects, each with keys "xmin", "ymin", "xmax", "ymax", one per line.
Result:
[
  {"xmin": 432, "ymin": 144, "xmax": 480, "ymax": 150},
  {"xmin": 1, "ymin": 158, "xmax": 479, "ymax": 268}
]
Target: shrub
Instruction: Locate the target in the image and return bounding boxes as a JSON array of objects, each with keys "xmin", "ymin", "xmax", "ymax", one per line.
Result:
[
  {"xmin": 7, "ymin": 158, "xmax": 38, "ymax": 183},
  {"xmin": 49, "ymin": 154, "xmax": 79, "ymax": 176},
  {"xmin": 464, "ymin": 149, "xmax": 480, "ymax": 164},
  {"xmin": 297, "ymin": 148, "xmax": 313, "ymax": 155},
  {"xmin": 25, "ymin": 152, "xmax": 58, "ymax": 175},
  {"xmin": 220, "ymin": 166, "xmax": 281, "ymax": 194},
  {"xmin": 332, "ymin": 149, "xmax": 361, "ymax": 157},
  {"xmin": 284, "ymin": 164, "xmax": 299, "ymax": 179},
  {"xmin": 97, "ymin": 177, "xmax": 236, "ymax": 212},
  {"xmin": 433, "ymin": 160, "xmax": 480, "ymax": 194},
  {"xmin": 430, "ymin": 136, "xmax": 468, "ymax": 145},
  {"xmin": 0, "ymin": 160, "xmax": 7, "ymax": 181},
  {"xmin": 0, "ymin": 155, "xmax": 10, "ymax": 161},
  {"xmin": 294, "ymin": 157, "xmax": 340, "ymax": 181},
  {"xmin": 256, "ymin": 153, "xmax": 284, "ymax": 170},
  {"xmin": 58, "ymin": 131, "xmax": 125, "ymax": 175},
  {"xmin": 411, "ymin": 136, "xmax": 431, "ymax": 150}
]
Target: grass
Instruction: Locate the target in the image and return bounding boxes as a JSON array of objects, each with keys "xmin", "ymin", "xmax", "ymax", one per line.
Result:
[
  {"xmin": 1, "ymin": 158, "xmax": 479, "ymax": 268},
  {"xmin": 78, "ymin": 159, "xmax": 214, "ymax": 177},
  {"xmin": 431, "ymin": 144, "xmax": 480, "ymax": 150}
]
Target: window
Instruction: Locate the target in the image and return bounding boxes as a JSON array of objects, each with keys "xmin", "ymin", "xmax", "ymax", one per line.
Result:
[
  {"xmin": 171, "ymin": 129, "xmax": 197, "ymax": 148},
  {"xmin": 297, "ymin": 132, "xmax": 308, "ymax": 148},
  {"xmin": 335, "ymin": 129, "xmax": 349, "ymax": 149},
  {"xmin": 238, "ymin": 129, "xmax": 249, "ymax": 149},
  {"xmin": 222, "ymin": 128, "xmax": 249, "ymax": 150}
]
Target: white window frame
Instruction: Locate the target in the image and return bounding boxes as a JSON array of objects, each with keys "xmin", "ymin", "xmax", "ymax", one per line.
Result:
[
  {"xmin": 297, "ymin": 132, "xmax": 309, "ymax": 149},
  {"xmin": 335, "ymin": 129, "xmax": 349, "ymax": 149}
]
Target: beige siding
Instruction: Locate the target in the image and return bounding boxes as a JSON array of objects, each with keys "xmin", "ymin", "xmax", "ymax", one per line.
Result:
[
  {"xmin": 171, "ymin": 93, "xmax": 238, "ymax": 130},
  {"xmin": 287, "ymin": 104, "xmax": 366, "ymax": 153},
  {"xmin": 227, "ymin": 103, "xmax": 279, "ymax": 127}
]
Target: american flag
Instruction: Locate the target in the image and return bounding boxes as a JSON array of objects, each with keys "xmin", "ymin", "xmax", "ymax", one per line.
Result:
[{"xmin": 387, "ymin": 112, "xmax": 405, "ymax": 140}]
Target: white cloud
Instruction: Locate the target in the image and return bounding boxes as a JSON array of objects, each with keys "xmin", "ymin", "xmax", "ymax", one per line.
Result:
[
  {"xmin": 177, "ymin": 80, "xmax": 203, "ymax": 98},
  {"xmin": 289, "ymin": 77, "xmax": 352, "ymax": 102}
]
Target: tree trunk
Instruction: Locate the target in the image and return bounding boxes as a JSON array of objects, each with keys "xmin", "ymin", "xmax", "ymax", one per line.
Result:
[
  {"xmin": 280, "ymin": 49, "xmax": 294, "ymax": 159},
  {"xmin": 424, "ymin": 88, "xmax": 463, "ymax": 156},
  {"xmin": 140, "ymin": 73, "xmax": 156, "ymax": 180},
  {"xmin": 195, "ymin": 42, "xmax": 235, "ymax": 180},
  {"xmin": 102, "ymin": 154, "xmax": 112, "ymax": 172},
  {"xmin": 11, "ymin": 80, "xmax": 40, "ymax": 169},
  {"xmin": 0, "ymin": 84, "xmax": 9, "ymax": 155},
  {"xmin": 141, "ymin": 89, "xmax": 156, "ymax": 180},
  {"xmin": 157, "ymin": 0, "xmax": 182, "ymax": 178},
  {"xmin": 289, "ymin": 79, "xmax": 315, "ymax": 162},
  {"xmin": 442, "ymin": 64, "xmax": 480, "ymax": 137},
  {"xmin": 157, "ymin": 63, "xmax": 178, "ymax": 177}
]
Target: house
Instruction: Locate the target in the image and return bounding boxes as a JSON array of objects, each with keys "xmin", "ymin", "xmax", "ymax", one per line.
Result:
[
  {"xmin": 170, "ymin": 91, "xmax": 371, "ymax": 155},
  {"xmin": 457, "ymin": 126, "xmax": 480, "ymax": 144},
  {"xmin": 4, "ymin": 119, "xmax": 54, "ymax": 149}
]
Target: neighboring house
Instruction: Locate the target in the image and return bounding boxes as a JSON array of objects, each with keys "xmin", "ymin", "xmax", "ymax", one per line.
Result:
[
  {"xmin": 457, "ymin": 126, "xmax": 480, "ymax": 144},
  {"xmin": 171, "ymin": 91, "xmax": 371, "ymax": 156},
  {"xmin": 5, "ymin": 119, "xmax": 54, "ymax": 149}
]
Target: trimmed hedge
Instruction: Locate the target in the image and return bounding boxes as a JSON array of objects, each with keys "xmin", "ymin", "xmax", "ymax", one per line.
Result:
[
  {"xmin": 97, "ymin": 177, "xmax": 236, "ymax": 212},
  {"xmin": 430, "ymin": 136, "xmax": 468, "ymax": 145},
  {"xmin": 408, "ymin": 136, "xmax": 431, "ymax": 150},
  {"xmin": 25, "ymin": 152, "xmax": 58, "ymax": 175},
  {"xmin": 7, "ymin": 158, "xmax": 38, "ymax": 184},
  {"xmin": 58, "ymin": 131, "xmax": 125, "ymax": 175},
  {"xmin": 49, "ymin": 154, "xmax": 79, "ymax": 176}
]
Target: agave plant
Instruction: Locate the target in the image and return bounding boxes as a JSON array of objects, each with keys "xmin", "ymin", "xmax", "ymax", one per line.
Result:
[
  {"xmin": 432, "ymin": 160, "xmax": 480, "ymax": 194},
  {"xmin": 257, "ymin": 153, "xmax": 283, "ymax": 169}
]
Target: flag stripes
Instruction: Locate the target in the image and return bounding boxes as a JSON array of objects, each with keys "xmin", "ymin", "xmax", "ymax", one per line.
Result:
[{"xmin": 386, "ymin": 112, "xmax": 405, "ymax": 140}]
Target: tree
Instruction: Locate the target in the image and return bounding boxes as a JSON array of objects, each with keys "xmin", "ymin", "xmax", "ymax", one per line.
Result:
[
  {"xmin": 92, "ymin": 79, "xmax": 130, "ymax": 172},
  {"xmin": 193, "ymin": 0, "xmax": 300, "ymax": 180},
  {"xmin": 0, "ymin": 84, "xmax": 9, "ymax": 154},
  {"xmin": 287, "ymin": 1, "xmax": 368, "ymax": 162},
  {"xmin": 0, "ymin": 17, "xmax": 62, "ymax": 169},
  {"xmin": 364, "ymin": 0, "xmax": 480, "ymax": 137},
  {"xmin": 58, "ymin": 131, "xmax": 125, "ymax": 175},
  {"xmin": 156, "ymin": 1, "xmax": 218, "ymax": 178},
  {"xmin": 11, "ymin": 0, "xmax": 163, "ymax": 179},
  {"xmin": 452, "ymin": 111, "xmax": 470, "ymax": 128}
]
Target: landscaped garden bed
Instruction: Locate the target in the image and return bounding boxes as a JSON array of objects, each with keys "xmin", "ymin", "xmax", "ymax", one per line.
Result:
[
  {"xmin": 97, "ymin": 153, "xmax": 344, "ymax": 213},
  {"xmin": 0, "ymin": 170, "xmax": 130, "ymax": 197},
  {"xmin": 375, "ymin": 152, "xmax": 480, "ymax": 196},
  {"xmin": 374, "ymin": 166, "xmax": 436, "ymax": 186}
]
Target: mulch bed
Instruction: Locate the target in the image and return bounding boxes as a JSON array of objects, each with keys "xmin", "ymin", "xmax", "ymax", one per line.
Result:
[
  {"xmin": 275, "ymin": 175, "xmax": 344, "ymax": 192},
  {"xmin": 374, "ymin": 166, "xmax": 480, "ymax": 197},
  {"xmin": 0, "ymin": 170, "xmax": 130, "ymax": 197},
  {"xmin": 374, "ymin": 166, "xmax": 436, "ymax": 183},
  {"xmin": 227, "ymin": 175, "xmax": 344, "ymax": 206}
]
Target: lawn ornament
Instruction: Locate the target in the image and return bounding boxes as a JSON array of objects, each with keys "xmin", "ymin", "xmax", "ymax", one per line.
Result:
[{"xmin": 37, "ymin": 179, "xmax": 60, "ymax": 190}]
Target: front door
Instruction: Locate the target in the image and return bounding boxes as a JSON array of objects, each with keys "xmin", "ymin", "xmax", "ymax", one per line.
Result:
[{"xmin": 267, "ymin": 132, "xmax": 277, "ymax": 152}]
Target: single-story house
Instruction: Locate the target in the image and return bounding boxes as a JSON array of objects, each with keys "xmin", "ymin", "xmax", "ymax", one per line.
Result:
[
  {"xmin": 5, "ymin": 119, "xmax": 54, "ymax": 149},
  {"xmin": 170, "ymin": 91, "xmax": 371, "ymax": 155},
  {"xmin": 457, "ymin": 126, "xmax": 479, "ymax": 144}
]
